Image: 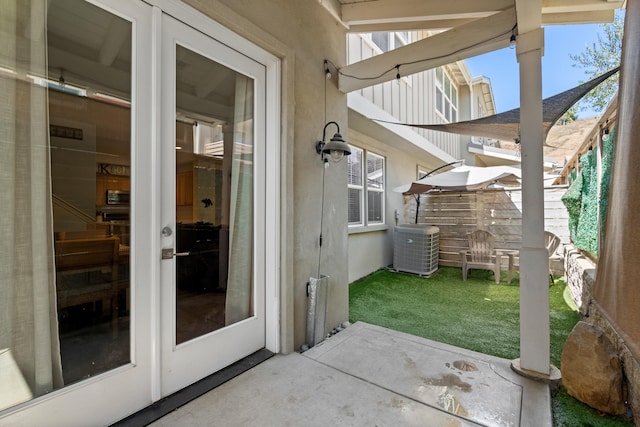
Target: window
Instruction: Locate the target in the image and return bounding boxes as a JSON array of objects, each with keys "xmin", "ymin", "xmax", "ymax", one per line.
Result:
[
  {"xmin": 348, "ymin": 147, "xmax": 364, "ymax": 225},
  {"xmin": 435, "ymin": 67, "xmax": 458, "ymax": 122},
  {"xmin": 371, "ymin": 32, "xmax": 390, "ymax": 52},
  {"xmin": 417, "ymin": 167, "xmax": 429, "ymax": 180},
  {"xmin": 367, "ymin": 152, "xmax": 385, "ymax": 224},
  {"xmin": 370, "ymin": 31, "xmax": 410, "ymax": 53},
  {"xmin": 348, "ymin": 146, "xmax": 385, "ymax": 227}
]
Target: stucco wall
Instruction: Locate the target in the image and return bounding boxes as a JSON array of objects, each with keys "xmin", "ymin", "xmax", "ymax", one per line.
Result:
[{"xmin": 183, "ymin": 0, "xmax": 349, "ymax": 351}]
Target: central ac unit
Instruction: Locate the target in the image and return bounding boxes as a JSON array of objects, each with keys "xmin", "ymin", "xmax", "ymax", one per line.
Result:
[{"xmin": 393, "ymin": 225, "xmax": 439, "ymax": 276}]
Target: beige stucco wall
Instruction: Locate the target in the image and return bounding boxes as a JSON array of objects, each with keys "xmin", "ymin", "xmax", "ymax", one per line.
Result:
[{"xmin": 182, "ymin": 0, "xmax": 349, "ymax": 352}]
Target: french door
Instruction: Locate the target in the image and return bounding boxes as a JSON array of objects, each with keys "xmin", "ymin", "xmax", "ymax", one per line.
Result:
[
  {"xmin": 0, "ymin": 0, "xmax": 278, "ymax": 425},
  {"xmin": 159, "ymin": 12, "xmax": 267, "ymax": 395}
]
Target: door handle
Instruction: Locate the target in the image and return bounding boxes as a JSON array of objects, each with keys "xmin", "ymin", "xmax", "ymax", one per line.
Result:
[{"xmin": 162, "ymin": 248, "xmax": 190, "ymax": 259}]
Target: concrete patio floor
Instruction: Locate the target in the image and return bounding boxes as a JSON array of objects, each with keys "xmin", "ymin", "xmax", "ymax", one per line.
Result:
[{"xmin": 150, "ymin": 322, "xmax": 551, "ymax": 426}]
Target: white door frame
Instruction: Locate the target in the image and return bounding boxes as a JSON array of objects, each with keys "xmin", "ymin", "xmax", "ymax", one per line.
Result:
[
  {"xmin": 149, "ymin": 0, "xmax": 281, "ymax": 399},
  {"xmin": 0, "ymin": 0, "xmax": 280, "ymax": 425}
]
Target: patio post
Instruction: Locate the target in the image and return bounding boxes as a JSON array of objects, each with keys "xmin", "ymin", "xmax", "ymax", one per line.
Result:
[{"xmin": 513, "ymin": 28, "xmax": 553, "ymax": 378}]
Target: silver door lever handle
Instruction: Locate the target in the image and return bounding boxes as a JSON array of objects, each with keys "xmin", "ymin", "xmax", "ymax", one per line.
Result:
[{"xmin": 162, "ymin": 248, "xmax": 190, "ymax": 259}]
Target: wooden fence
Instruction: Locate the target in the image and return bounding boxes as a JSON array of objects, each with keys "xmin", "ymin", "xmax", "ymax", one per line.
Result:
[{"xmin": 402, "ymin": 187, "xmax": 570, "ymax": 268}]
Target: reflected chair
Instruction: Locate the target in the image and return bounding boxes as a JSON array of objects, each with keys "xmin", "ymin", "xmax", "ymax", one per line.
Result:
[
  {"xmin": 460, "ymin": 229, "xmax": 502, "ymax": 284},
  {"xmin": 54, "ymin": 236, "xmax": 120, "ymax": 337},
  {"xmin": 545, "ymin": 231, "xmax": 562, "ymax": 284}
]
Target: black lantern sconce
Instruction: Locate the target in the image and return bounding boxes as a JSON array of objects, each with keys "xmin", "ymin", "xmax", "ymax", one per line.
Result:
[{"xmin": 315, "ymin": 121, "xmax": 351, "ymax": 164}]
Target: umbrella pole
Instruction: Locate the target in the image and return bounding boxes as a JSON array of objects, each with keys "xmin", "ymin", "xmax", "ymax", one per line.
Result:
[{"xmin": 414, "ymin": 194, "xmax": 420, "ymax": 224}]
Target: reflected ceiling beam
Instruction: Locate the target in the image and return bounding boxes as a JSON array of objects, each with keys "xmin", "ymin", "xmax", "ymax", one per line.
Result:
[
  {"xmin": 99, "ymin": 17, "xmax": 130, "ymax": 66},
  {"xmin": 193, "ymin": 71, "xmax": 228, "ymax": 99},
  {"xmin": 176, "ymin": 91, "xmax": 232, "ymax": 122},
  {"xmin": 48, "ymin": 46, "xmax": 130, "ymax": 94},
  {"xmin": 338, "ymin": 7, "xmax": 516, "ymax": 93},
  {"xmin": 341, "ymin": 0, "xmax": 514, "ymax": 26}
]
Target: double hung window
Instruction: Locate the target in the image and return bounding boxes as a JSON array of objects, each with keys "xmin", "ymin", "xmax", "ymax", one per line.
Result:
[{"xmin": 348, "ymin": 146, "xmax": 385, "ymax": 227}]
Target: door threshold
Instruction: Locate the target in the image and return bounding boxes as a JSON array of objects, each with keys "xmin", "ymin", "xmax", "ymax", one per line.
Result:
[{"xmin": 111, "ymin": 349, "xmax": 274, "ymax": 427}]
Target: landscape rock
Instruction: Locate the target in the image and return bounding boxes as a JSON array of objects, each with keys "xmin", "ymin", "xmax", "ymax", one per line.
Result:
[{"xmin": 561, "ymin": 321, "xmax": 626, "ymax": 415}]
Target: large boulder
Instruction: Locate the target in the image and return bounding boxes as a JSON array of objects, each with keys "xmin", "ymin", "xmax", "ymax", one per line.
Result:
[{"xmin": 561, "ymin": 321, "xmax": 626, "ymax": 415}]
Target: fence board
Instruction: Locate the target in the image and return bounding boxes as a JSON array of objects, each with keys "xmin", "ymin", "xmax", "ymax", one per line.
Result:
[{"xmin": 402, "ymin": 187, "xmax": 570, "ymax": 267}]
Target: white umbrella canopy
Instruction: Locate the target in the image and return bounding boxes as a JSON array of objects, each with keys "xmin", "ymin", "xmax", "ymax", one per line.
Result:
[{"xmin": 394, "ymin": 165, "xmax": 522, "ymax": 195}]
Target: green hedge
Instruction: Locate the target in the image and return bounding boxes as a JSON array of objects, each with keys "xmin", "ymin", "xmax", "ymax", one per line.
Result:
[{"xmin": 561, "ymin": 126, "xmax": 616, "ymax": 254}]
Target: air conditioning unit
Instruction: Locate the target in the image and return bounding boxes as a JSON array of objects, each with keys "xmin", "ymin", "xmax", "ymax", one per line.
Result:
[{"xmin": 393, "ymin": 225, "xmax": 439, "ymax": 276}]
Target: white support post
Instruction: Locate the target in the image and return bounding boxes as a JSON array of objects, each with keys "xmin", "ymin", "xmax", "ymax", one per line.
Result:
[{"xmin": 513, "ymin": 28, "xmax": 553, "ymax": 378}]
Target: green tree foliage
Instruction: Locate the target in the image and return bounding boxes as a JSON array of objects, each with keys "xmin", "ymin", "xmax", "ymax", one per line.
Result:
[
  {"xmin": 558, "ymin": 104, "xmax": 579, "ymax": 124},
  {"xmin": 569, "ymin": 11, "xmax": 624, "ymax": 112}
]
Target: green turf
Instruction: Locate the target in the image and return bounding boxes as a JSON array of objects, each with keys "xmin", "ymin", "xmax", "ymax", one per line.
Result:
[{"xmin": 349, "ymin": 266, "xmax": 633, "ymax": 426}]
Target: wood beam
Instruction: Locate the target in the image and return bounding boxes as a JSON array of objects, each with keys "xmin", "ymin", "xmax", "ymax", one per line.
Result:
[
  {"xmin": 542, "ymin": 0, "xmax": 624, "ymax": 14},
  {"xmin": 346, "ymin": 17, "xmax": 480, "ymax": 33},
  {"xmin": 542, "ymin": 9, "xmax": 615, "ymax": 24},
  {"xmin": 338, "ymin": 8, "xmax": 516, "ymax": 93},
  {"xmin": 515, "ymin": 0, "xmax": 542, "ymax": 32},
  {"xmin": 341, "ymin": 0, "xmax": 514, "ymax": 25}
]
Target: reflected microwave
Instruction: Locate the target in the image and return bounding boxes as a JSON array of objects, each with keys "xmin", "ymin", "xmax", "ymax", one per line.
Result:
[{"xmin": 106, "ymin": 190, "xmax": 130, "ymax": 205}]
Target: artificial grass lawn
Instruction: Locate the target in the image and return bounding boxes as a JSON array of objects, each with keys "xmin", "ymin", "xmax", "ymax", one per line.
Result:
[{"xmin": 349, "ymin": 266, "xmax": 633, "ymax": 427}]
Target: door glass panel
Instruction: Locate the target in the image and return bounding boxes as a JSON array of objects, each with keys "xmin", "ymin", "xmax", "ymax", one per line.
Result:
[
  {"xmin": 174, "ymin": 45, "xmax": 254, "ymax": 345},
  {"xmin": 0, "ymin": 0, "xmax": 131, "ymax": 411},
  {"xmin": 48, "ymin": 0, "xmax": 132, "ymax": 385}
]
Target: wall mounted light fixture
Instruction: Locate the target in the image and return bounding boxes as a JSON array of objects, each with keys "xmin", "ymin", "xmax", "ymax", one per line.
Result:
[{"xmin": 315, "ymin": 121, "xmax": 351, "ymax": 163}]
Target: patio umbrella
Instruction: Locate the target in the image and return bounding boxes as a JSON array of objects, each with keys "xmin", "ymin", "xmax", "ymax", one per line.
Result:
[
  {"xmin": 393, "ymin": 165, "xmax": 522, "ymax": 195},
  {"xmin": 376, "ymin": 67, "xmax": 619, "ymax": 144}
]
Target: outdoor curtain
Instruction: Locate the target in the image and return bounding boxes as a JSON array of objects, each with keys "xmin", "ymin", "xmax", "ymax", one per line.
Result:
[
  {"xmin": 0, "ymin": 0, "xmax": 63, "ymax": 408},
  {"xmin": 225, "ymin": 74, "xmax": 254, "ymax": 325},
  {"xmin": 594, "ymin": 1, "xmax": 640, "ymax": 361}
]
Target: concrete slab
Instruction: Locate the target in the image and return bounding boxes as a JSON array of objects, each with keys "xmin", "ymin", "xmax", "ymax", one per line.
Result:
[{"xmin": 149, "ymin": 322, "xmax": 551, "ymax": 426}]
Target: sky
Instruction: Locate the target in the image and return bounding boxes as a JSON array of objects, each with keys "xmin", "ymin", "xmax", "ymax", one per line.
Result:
[{"xmin": 465, "ymin": 23, "xmax": 607, "ymax": 119}]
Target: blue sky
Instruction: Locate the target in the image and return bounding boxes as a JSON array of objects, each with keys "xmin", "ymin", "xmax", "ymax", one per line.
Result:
[{"xmin": 465, "ymin": 23, "xmax": 606, "ymax": 118}]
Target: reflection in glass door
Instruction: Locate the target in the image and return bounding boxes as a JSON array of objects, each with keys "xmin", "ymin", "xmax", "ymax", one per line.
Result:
[
  {"xmin": 0, "ymin": 0, "xmax": 140, "ymax": 418},
  {"xmin": 48, "ymin": 0, "xmax": 132, "ymax": 386},
  {"xmin": 160, "ymin": 14, "xmax": 266, "ymax": 396},
  {"xmin": 174, "ymin": 45, "xmax": 254, "ymax": 344}
]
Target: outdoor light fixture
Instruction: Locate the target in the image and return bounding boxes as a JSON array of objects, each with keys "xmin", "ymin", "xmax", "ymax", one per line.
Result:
[
  {"xmin": 602, "ymin": 119, "xmax": 610, "ymax": 142},
  {"xmin": 509, "ymin": 25, "xmax": 517, "ymax": 49},
  {"xmin": 315, "ymin": 121, "xmax": 351, "ymax": 163}
]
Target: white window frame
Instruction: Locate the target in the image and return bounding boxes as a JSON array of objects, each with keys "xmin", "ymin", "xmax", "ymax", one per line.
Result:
[
  {"xmin": 435, "ymin": 67, "xmax": 458, "ymax": 123},
  {"xmin": 348, "ymin": 146, "xmax": 364, "ymax": 226},
  {"xmin": 417, "ymin": 166, "xmax": 429, "ymax": 180},
  {"xmin": 348, "ymin": 146, "xmax": 386, "ymax": 228},
  {"xmin": 366, "ymin": 151, "xmax": 385, "ymax": 226}
]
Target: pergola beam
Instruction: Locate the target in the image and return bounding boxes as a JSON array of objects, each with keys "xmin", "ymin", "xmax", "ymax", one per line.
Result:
[
  {"xmin": 341, "ymin": 0, "xmax": 513, "ymax": 26},
  {"xmin": 338, "ymin": 7, "xmax": 516, "ymax": 93}
]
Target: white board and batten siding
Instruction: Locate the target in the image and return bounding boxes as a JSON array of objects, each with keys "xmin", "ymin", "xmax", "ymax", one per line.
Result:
[{"xmin": 403, "ymin": 187, "xmax": 570, "ymax": 268}]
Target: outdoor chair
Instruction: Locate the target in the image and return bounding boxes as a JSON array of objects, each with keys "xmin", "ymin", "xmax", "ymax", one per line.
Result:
[
  {"xmin": 460, "ymin": 229, "xmax": 502, "ymax": 284},
  {"xmin": 545, "ymin": 231, "xmax": 562, "ymax": 284}
]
